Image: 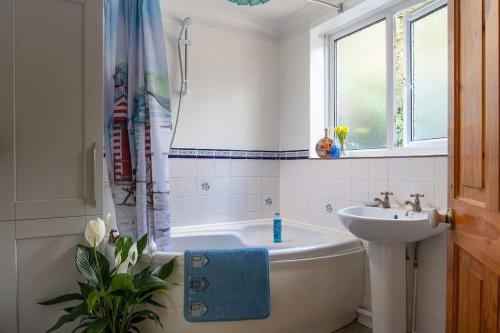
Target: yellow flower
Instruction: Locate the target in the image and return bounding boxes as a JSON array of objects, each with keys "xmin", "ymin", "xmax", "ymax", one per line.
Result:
[{"xmin": 333, "ymin": 125, "xmax": 349, "ymax": 142}]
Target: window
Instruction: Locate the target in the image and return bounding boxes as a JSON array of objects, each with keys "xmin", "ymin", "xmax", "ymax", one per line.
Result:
[
  {"xmin": 409, "ymin": 6, "xmax": 448, "ymax": 141},
  {"xmin": 334, "ymin": 20, "xmax": 387, "ymax": 150},
  {"xmin": 328, "ymin": 0, "xmax": 448, "ymax": 154}
]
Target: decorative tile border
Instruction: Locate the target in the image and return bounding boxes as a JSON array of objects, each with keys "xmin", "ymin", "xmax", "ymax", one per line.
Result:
[{"xmin": 168, "ymin": 148, "xmax": 309, "ymax": 160}]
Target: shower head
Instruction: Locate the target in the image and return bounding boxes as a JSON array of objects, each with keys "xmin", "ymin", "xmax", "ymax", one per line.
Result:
[{"xmin": 178, "ymin": 17, "xmax": 193, "ymax": 45}]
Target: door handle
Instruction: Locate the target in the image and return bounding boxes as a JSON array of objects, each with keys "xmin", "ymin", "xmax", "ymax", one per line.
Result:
[{"xmin": 429, "ymin": 208, "xmax": 455, "ymax": 230}]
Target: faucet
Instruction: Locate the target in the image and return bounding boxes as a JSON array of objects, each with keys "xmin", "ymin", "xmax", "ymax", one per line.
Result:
[
  {"xmin": 374, "ymin": 192, "xmax": 393, "ymax": 208},
  {"xmin": 405, "ymin": 193, "xmax": 424, "ymax": 213}
]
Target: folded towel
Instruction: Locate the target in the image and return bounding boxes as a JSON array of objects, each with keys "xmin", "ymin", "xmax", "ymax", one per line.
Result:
[{"xmin": 184, "ymin": 248, "xmax": 270, "ymax": 323}]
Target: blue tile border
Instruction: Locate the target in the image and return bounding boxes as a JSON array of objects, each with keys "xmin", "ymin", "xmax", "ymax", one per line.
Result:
[{"xmin": 168, "ymin": 148, "xmax": 309, "ymax": 160}]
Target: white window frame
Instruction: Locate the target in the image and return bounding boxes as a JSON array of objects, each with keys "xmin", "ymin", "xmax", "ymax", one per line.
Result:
[
  {"xmin": 323, "ymin": 0, "xmax": 448, "ymax": 158},
  {"xmin": 404, "ymin": 1, "xmax": 448, "ymax": 149}
]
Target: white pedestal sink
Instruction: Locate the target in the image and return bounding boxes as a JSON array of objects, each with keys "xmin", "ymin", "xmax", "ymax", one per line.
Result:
[{"xmin": 338, "ymin": 206, "xmax": 447, "ymax": 333}]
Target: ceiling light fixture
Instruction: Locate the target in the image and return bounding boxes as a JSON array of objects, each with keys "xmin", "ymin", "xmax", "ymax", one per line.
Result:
[
  {"xmin": 305, "ymin": 0, "xmax": 343, "ymax": 13},
  {"xmin": 227, "ymin": 0, "xmax": 270, "ymax": 6}
]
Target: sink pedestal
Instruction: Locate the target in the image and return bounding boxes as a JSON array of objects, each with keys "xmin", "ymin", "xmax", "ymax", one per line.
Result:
[{"xmin": 368, "ymin": 242, "xmax": 406, "ymax": 333}]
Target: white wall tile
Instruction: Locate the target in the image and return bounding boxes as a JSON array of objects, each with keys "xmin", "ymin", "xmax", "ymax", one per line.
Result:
[
  {"xmin": 388, "ymin": 158, "xmax": 410, "ymax": 181},
  {"xmin": 369, "ymin": 180, "xmax": 390, "ymax": 201},
  {"xmin": 230, "ymin": 160, "xmax": 246, "ymax": 177},
  {"xmin": 247, "ymin": 195, "xmax": 261, "ymax": 212},
  {"xmin": 369, "ymin": 159, "xmax": 388, "ymax": 180},
  {"xmin": 196, "ymin": 196, "xmax": 215, "ymax": 215},
  {"xmin": 309, "ymin": 160, "xmax": 330, "ymax": 179},
  {"xmin": 176, "ymin": 197, "xmax": 196, "ymax": 216},
  {"xmin": 177, "ymin": 178, "xmax": 196, "ymax": 197},
  {"xmin": 214, "ymin": 159, "xmax": 230, "ymax": 177},
  {"xmin": 388, "ymin": 181, "xmax": 411, "ymax": 205},
  {"xmin": 434, "ymin": 182, "xmax": 448, "ymax": 209},
  {"xmin": 196, "ymin": 159, "xmax": 215, "ymax": 177},
  {"xmin": 215, "ymin": 196, "xmax": 230, "ymax": 215},
  {"xmin": 196, "ymin": 178, "xmax": 215, "ymax": 196},
  {"xmin": 246, "ymin": 177, "xmax": 262, "ymax": 194},
  {"xmin": 410, "ymin": 158, "xmax": 435, "ymax": 182},
  {"xmin": 262, "ymin": 177, "xmax": 279, "ymax": 194},
  {"xmin": 351, "ymin": 179, "xmax": 369, "ymax": 202},
  {"xmin": 262, "ymin": 160, "xmax": 279, "ymax": 177},
  {"xmin": 335, "ymin": 159, "xmax": 352, "ymax": 179},
  {"xmin": 246, "ymin": 160, "xmax": 262, "ymax": 177},
  {"xmin": 169, "ymin": 158, "xmax": 179, "ymax": 178},
  {"xmin": 230, "ymin": 195, "xmax": 246, "ymax": 213},
  {"xmin": 334, "ymin": 179, "xmax": 351, "ymax": 200},
  {"xmin": 230, "ymin": 177, "xmax": 246, "ymax": 195},
  {"xmin": 178, "ymin": 159, "xmax": 197, "ymax": 178},
  {"xmin": 212, "ymin": 177, "xmax": 230, "ymax": 195},
  {"xmin": 434, "ymin": 157, "xmax": 448, "ymax": 183},
  {"xmin": 351, "ymin": 159, "xmax": 369, "ymax": 179}
]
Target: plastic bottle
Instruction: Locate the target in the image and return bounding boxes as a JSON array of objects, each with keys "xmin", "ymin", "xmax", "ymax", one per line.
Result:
[{"xmin": 273, "ymin": 212, "xmax": 282, "ymax": 243}]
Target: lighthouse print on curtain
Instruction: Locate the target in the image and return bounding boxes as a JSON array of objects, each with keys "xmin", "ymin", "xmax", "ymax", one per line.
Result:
[{"xmin": 105, "ymin": 0, "xmax": 172, "ymax": 250}]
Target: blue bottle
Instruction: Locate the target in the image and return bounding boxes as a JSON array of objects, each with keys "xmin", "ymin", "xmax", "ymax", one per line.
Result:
[{"xmin": 273, "ymin": 212, "xmax": 282, "ymax": 243}]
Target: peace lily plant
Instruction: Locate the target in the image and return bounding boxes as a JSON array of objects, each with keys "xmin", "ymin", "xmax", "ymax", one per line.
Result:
[{"xmin": 40, "ymin": 215, "xmax": 176, "ymax": 333}]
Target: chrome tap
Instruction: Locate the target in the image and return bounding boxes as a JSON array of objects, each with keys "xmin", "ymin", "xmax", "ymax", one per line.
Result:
[
  {"xmin": 405, "ymin": 193, "xmax": 424, "ymax": 213},
  {"xmin": 374, "ymin": 192, "xmax": 393, "ymax": 209}
]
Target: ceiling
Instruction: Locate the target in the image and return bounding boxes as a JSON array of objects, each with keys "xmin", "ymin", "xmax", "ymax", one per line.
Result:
[{"xmin": 164, "ymin": 0, "xmax": 345, "ymax": 37}]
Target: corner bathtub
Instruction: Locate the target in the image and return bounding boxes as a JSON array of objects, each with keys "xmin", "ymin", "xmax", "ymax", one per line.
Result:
[{"xmin": 134, "ymin": 220, "xmax": 365, "ymax": 333}]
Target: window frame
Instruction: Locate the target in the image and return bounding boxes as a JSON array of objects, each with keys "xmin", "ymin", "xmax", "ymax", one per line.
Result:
[
  {"xmin": 404, "ymin": 1, "xmax": 448, "ymax": 146},
  {"xmin": 325, "ymin": 0, "xmax": 448, "ymax": 158}
]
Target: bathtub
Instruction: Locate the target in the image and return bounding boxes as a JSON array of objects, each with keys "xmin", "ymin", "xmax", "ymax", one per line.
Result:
[{"xmin": 119, "ymin": 220, "xmax": 366, "ymax": 333}]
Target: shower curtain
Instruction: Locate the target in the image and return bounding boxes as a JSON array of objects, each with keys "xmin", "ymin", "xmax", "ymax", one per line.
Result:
[{"xmin": 104, "ymin": 0, "xmax": 172, "ymax": 250}]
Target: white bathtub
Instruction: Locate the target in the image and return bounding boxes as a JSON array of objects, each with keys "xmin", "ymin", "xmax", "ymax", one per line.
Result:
[{"xmin": 131, "ymin": 220, "xmax": 366, "ymax": 333}]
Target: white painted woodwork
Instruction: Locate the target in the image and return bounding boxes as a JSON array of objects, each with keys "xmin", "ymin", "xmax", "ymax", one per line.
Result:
[
  {"xmin": 13, "ymin": 0, "xmax": 103, "ymax": 220},
  {"xmin": 0, "ymin": 221, "xmax": 17, "ymax": 333},
  {"xmin": 0, "ymin": 0, "xmax": 15, "ymax": 221},
  {"xmin": 17, "ymin": 233, "xmax": 85, "ymax": 333}
]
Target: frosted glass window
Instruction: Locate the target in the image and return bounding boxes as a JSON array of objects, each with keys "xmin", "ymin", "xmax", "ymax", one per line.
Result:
[
  {"xmin": 411, "ymin": 7, "xmax": 448, "ymax": 141},
  {"xmin": 335, "ymin": 20, "xmax": 387, "ymax": 150}
]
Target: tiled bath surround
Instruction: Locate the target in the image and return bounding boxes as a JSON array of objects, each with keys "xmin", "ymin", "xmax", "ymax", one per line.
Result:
[
  {"xmin": 169, "ymin": 158, "xmax": 280, "ymax": 226},
  {"xmin": 279, "ymin": 156, "xmax": 448, "ymax": 333}
]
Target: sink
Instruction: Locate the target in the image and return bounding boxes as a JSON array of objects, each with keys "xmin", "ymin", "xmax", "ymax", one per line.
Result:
[
  {"xmin": 338, "ymin": 206, "xmax": 447, "ymax": 333},
  {"xmin": 338, "ymin": 206, "xmax": 447, "ymax": 243}
]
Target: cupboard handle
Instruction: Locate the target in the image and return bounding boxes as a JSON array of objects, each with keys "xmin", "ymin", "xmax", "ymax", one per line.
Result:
[{"xmin": 91, "ymin": 143, "xmax": 97, "ymax": 208}]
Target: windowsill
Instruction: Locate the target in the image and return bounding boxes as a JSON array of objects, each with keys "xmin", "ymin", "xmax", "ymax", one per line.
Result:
[{"xmin": 309, "ymin": 144, "xmax": 448, "ymax": 159}]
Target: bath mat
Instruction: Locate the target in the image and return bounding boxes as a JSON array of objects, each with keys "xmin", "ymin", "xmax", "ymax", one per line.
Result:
[{"xmin": 184, "ymin": 248, "xmax": 270, "ymax": 322}]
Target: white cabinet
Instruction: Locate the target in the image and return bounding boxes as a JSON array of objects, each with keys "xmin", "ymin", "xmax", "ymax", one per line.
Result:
[{"xmin": 1, "ymin": 0, "xmax": 103, "ymax": 220}]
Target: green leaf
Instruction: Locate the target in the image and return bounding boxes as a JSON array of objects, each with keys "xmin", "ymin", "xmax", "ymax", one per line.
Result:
[
  {"xmin": 39, "ymin": 293, "xmax": 84, "ymax": 305},
  {"xmin": 82, "ymin": 319, "xmax": 108, "ymax": 333},
  {"xmin": 86, "ymin": 291, "xmax": 107, "ymax": 314},
  {"xmin": 111, "ymin": 274, "xmax": 135, "ymax": 292},
  {"xmin": 71, "ymin": 321, "xmax": 92, "ymax": 333},
  {"xmin": 114, "ymin": 237, "xmax": 124, "ymax": 257},
  {"xmin": 45, "ymin": 302, "xmax": 87, "ymax": 333},
  {"xmin": 151, "ymin": 258, "xmax": 176, "ymax": 280},
  {"xmin": 130, "ymin": 326, "xmax": 140, "ymax": 333},
  {"xmin": 120, "ymin": 237, "xmax": 133, "ymax": 263},
  {"xmin": 136, "ymin": 234, "xmax": 148, "ymax": 256},
  {"xmin": 144, "ymin": 297, "xmax": 166, "ymax": 308},
  {"xmin": 131, "ymin": 310, "xmax": 163, "ymax": 328},
  {"xmin": 78, "ymin": 282, "xmax": 93, "ymax": 298},
  {"xmin": 137, "ymin": 275, "xmax": 167, "ymax": 292},
  {"xmin": 75, "ymin": 245, "xmax": 110, "ymax": 287}
]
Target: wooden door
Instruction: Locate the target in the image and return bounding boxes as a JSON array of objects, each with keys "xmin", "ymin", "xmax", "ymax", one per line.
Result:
[
  {"xmin": 448, "ymin": 0, "xmax": 500, "ymax": 332},
  {"xmin": 5, "ymin": 0, "xmax": 103, "ymax": 220}
]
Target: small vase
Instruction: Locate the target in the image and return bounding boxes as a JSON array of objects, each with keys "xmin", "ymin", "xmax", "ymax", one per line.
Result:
[
  {"xmin": 315, "ymin": 128, "xmax": 333, "ymax": 159},
  {"xmin": 339, "ymin": 141, "xmax": 346, "ymax": 157}
]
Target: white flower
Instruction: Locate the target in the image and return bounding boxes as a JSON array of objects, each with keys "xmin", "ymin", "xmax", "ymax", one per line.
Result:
[
  {"xmin": 147, "ymin": 238, "xmax": 157, "ymax": 257},
  {"xmin": 117, "ymin": 258, "xmax": 129, "ymax": 274},
  {"xmin": 115, "ymin": 250, "xmax": 122, "ymax": 268},
  {"xmin": 85, "ymin": 218, "xmax": 106, "ymax": 248},
  {"xmin": 128, "ymin": 242, "xmax": 138, "ymax": 266},
  {"xmin": 103, "ymin": 213, "xmax": 112, "ymax": 233}
]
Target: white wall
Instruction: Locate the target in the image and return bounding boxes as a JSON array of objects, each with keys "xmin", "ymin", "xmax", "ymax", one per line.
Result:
[
  {"xmin": 161, "ymin": 3, "xmax": 281, "ymax": 151},
  {"xmin": 279, "ymin": 31, "xmax": 310, "ymax": 150}
]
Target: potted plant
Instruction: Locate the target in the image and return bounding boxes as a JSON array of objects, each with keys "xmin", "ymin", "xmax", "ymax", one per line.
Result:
[{"xmin": 40, "ymin": 217, "xmax": 176, "ymax": 333}]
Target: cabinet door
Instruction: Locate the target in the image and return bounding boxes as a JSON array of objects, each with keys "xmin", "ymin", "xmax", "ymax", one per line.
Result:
[
  {"xmin": 12, "ymin": 0, "xmax": 103, "ymax": 219},
  {"xmin": 0, "ymin": 0, "xmax": 15, "ymax": 221}
]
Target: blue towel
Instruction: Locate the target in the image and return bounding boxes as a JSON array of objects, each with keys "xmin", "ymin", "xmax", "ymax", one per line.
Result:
[{"xmin": 184, "ymin": 248, "xmax": 270, "ymax": 323}]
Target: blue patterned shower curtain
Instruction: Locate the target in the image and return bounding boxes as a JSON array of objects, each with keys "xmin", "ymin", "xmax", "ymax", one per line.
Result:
[{"xmin": 105, "ymin": 0, "xmax": 172, "ymax": 250}]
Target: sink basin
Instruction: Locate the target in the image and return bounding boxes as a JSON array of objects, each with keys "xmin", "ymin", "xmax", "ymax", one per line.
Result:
[
  {"xmin": 338, "ymin": 206, "xmax": 447, "ymax": 243},
  {"xmin": 337, "ymin": 206, "xmax": 448, "ymax": 333}
]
